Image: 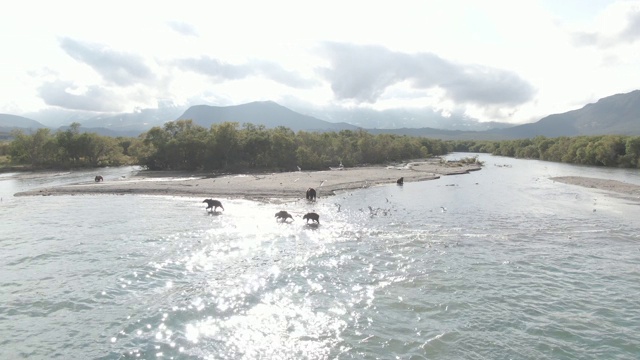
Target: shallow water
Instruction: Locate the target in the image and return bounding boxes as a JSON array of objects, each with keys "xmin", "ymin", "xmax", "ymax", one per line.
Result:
[{"xmin": 1, "ymin": 155, "xmax": 639, "ymax": 359}]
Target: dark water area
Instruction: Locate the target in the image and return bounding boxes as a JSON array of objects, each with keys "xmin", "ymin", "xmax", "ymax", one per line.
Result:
[{"xmin": 1, "ymin": 155, "xmax": 639, "ymax": 359}]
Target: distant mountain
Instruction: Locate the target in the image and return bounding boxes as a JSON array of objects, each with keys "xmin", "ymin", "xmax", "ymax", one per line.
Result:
[
  {"xmin": 4, "ymin": 90, "xmax": 640, "ymax": 140},
  {"xmin": 23, "ymin": 108, "xmax": 99, "ymax": 128},
  {"xmin": 305, "ymin": 107, "xmax": 513, "ymax": 131},
  {"xmin": 80, "ymin": 105, "xmax": 187, "ymax": 133},
  {"xmin": 176, "ymin": 101, "xmax": 360, "ymax": 132},
  {"xmin": 494, "ymin": 90, "xmax": 640, "ymax": 139},
  {"xmin": 366, "ymin": 127, "xmax": 509, "ymax": 141},
  {"xmin": 0, "ymin": 114, "xmax": 47, "ymax": 131},
  {"xmin": 54, "ymin": 125, "xmax": 142, "ymax": 138},
  {"xmin": 0, "ymin": 113, "xmax": 143, "ymax": 138}
]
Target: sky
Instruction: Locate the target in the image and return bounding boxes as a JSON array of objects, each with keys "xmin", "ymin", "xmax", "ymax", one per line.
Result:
[{"xmin": 1, "ymin": 0, "xmax": 639, "ymax": 125}]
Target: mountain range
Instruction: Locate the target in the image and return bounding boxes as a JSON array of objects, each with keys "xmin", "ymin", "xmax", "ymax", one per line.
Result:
[
  {"xmin": 176, "ymin": 101, "xmax": 359, "ymax": 132},
  {"xmin": 495, "ymin": 90, "xmax": 640, "ymax": 138},
  {"xmin": 2, "ymin": 90, "xmax": 639, "ymax": 140}
]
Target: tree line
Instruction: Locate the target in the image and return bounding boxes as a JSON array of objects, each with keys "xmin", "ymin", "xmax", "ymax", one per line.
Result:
[
  {"xmin": 133, "ymin": 120, "xmax": 452, "ymax": 171},
  {"xmin": 7, "ymin": 120, "xmax": 640, "ymax": 171},
  {"xmin": 451, "ymin": 135, "xmax": 640, "ymax": 168},
  {"xmin": 7, "ymin": 123, "xmax": 134, "ymax": 168},
  {"xmin": 5, "ymin": 120, "xmax": 453, "ymax": 171}
]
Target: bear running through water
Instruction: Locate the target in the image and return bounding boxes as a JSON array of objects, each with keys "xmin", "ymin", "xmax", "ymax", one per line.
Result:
[
  {"xmin": 203, "ymin": 199, "xmax": 224, "ymax": 212},
  {"xmin": 275, "ymin": 210, "xmax": 294, "ymax": 222},
  {"xmin": 303, "ymin": 212, "xmax": 320, "ymax": 224}
]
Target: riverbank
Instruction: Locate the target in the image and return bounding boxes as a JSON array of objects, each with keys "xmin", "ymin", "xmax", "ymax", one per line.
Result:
[
  {"xmin": 13, "ymin": 159, "xmax": 481, "ymax": 201},
  {"xmin": 552, "ymin": 176, "xmax": 640, "ymax": 202}
]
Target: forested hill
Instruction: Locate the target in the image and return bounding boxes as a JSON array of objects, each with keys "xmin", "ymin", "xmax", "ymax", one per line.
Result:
[{"xmin": 370, "ymin": 90, "xmax": 640, "ymax": 140}]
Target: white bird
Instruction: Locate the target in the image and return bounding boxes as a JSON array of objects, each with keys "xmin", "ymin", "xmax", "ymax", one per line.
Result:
[
  {"xmin": 440, "ymin": 206, "xmax": 447, "ymax": 212},
  {"xmin": 297, "ymin": 166, "xmax": 302, "ymax": 171}
]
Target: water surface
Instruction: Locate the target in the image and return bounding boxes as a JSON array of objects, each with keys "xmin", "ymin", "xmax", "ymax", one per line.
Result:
[{"xmin": 1, "ymin": 155, "xmax": 639, "ymax": 359}]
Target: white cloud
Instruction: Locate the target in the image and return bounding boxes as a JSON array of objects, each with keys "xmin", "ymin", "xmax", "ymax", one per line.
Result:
[
  {"xmin": 59, "ymin": 38, "xmax": 156, "ymax": 86},
  {"xmin": 167, "ymin": 21, "xmax": 199, "ymax": 37},
  {"xmin": 38, "ymin": 80, "xmax": 126, "ymax": 112},
  {"xmin": 318, "ymin": 42, "xmax": 534, "ymax": 106},
  {"xmin": 571, "ymin": 1, "xmax": 640, "ymax": 47}
]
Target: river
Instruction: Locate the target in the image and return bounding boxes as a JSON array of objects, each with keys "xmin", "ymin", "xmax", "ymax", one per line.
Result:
[{"xmin": 1, "ymin": 154, "xmax": 639, "ymax": 359}]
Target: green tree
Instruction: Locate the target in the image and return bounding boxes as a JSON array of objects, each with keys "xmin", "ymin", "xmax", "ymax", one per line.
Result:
[
  {"xmin": 140, "ymin": 120, "xmax": 208, "ymax": 170},
  {"xmin": 57, "ymin": 122, "xmax": 85, "ymax": 164},
  {"xmin": 269, "ymin": 126, "xmax": 297, "ymax": 169},
  {"xmin": 622, "ymin": 136, "xmax": 640, "ymax": 167},
  {"xmin": 208, "ymin": 122, "xmax": 241, "ymax": 169},
  {"xmin": 78, "ymin": 133, "xmax": 126, "ymax": 166},
  {"xmin": 240, "ymin": 123, "xmax": 271, "ymax": 168},
  {"xmin": 9, "ymin": 128, "xmax": 57, "ymax": 166}
]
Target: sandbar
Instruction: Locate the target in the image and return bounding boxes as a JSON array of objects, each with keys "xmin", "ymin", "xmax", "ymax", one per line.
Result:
[
  {"xmin": 14, "ymin": 159, "xmax": 481, "ymax": 201},
  {"xmin": 552, "ymin": 176, "xmax": 640, "ymax": 202}
]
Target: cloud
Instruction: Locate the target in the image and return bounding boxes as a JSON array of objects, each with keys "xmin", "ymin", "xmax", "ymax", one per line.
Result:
[
  {"xmin": 167, "ymin": 21, "xmax": 198, "ymax": 37},
  {"xmin": 441, "ymin": 64, "xmax": 536, "ymax": 105},
  {"xmin": 175, "ymin": 56, "xmax": 251, "ymax": 80},
  {"xmin": 252, "ymin": 60, "xmax": 319, "ymax": 88},
  {"xmin": 175, "ymin": 56, "xmax": 317, "ymax": 88},
  {"xmin": 571, "ymin": 31, "xmax": 602, "ymax": 47},
  {"xmin": 59, "ymin": 37, "xmax": 155, "ymax": 86},
  {"xmin": 38, "ymin": 80, "xmax": 125, "ymax": 112},
  {"xmin": 620, "ymin": 11, "xmax": 640, "ymax": 43},
  {"xmin": 318, "ymin": 43, "xmax": 534, "ymax": 106},
  {"xmin": 572, "ymin": 8, "xmax": 640, "ymax": 47}
]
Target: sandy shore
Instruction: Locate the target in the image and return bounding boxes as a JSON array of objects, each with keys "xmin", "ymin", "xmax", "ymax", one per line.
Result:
[
  {"xmin": 14, "ymin": 159, "xmax": 481, "ymax": 201},
  {"xmin": 552, "ymin": 176, "xmax": 640, "ymax": 201}
]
